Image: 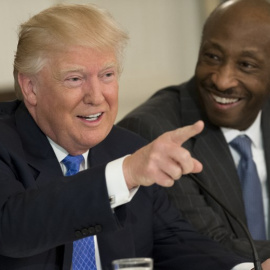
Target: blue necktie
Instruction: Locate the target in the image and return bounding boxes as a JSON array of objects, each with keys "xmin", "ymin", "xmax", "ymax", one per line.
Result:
[
  {"xmin": 230, "ymin": 135, "xmax": 266, "ymax": 240},
  {"xmin": 62, "ymin": 155, "xmax": 97, "ymax": 270}
]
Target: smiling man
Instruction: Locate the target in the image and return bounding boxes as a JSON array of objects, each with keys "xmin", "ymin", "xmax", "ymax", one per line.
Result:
[
  {"xmin": 19, "ymin": 47, "xmax": 119, "ymax": 155},
  {"xmin": 0, "ymin": 3, "xmax": 258, "ymax": 270},
  {"xmin": 118, "ymin": 0, "xmax": 270, "ymax": 262},
  {"xmin": 196, "ymin": 0, "xmax": 270, "ymax": 131}
]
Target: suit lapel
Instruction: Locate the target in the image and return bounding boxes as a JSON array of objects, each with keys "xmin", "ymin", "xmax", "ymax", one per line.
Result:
[
  {"xmin": 193, "ymin": 127, "xmax": 246, "ymax": 223},
  {"xmin": 14, "ymin": 103, "xmax": 72, "ymax": 267},
  {"xmin": 180, "ymin": 80, "xmax": 247, "ymax": 229},
  {"xmin": 261, "ymin": 99, "xmax": 270, "ymax": 236},
  {"xmin": 15, "ymin": 103, "xmax": 63, "ymax": 184},
  {"xmin": 14, "ymin": 105, "xmax": 136, "ymax": 268}
]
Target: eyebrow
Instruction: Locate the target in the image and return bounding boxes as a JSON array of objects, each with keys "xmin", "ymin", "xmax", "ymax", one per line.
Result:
[
  {"xmin": 61, "ymin": 68, "xmax": 84, "ymax": 74},
  {"xmin": 55, "ymin": 67, "xmax": 85, "ymax": 79},
  {"xmin": 202, "ymin": 40, "xmax": 224, "ymax": 52},
  {"xmin": 63, "ymin": 62, "xmax": 117, "ymax": 73},
  {"xmin": 100, "ymin": 62, "xmax": 118, "ymax": 71},
  {"xmin": 203, "ymin": 40, "xmax": 263, "ymax": 60},
  {"xmin": 241, "ymin": 50, "xmax": 262, "ymax": 59},
  {"xmin": 56, "ymin": 62, "xmax": 118, "ymax": 78}
]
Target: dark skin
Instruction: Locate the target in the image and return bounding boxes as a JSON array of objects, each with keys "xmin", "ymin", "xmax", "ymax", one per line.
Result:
[
  {"xmin": 195, "ymin": 1, "xmax": 270, "ymax": 268},
  {"xmin": 195, "ymin": 0, "xmax": 270, "ymax": 131}
]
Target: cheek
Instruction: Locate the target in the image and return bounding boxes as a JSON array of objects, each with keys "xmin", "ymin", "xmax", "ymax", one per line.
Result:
[
  {"xmin": 250, "ymin": 92, "xmax": 269, "ymax": 112},
  {"xmin": 36, "ymin": 90, "xmax": 75, "ymax": 126},
  {"xmin": 106, "ymin": 90, "xmax": 118, "ymax": 126},
  {"xmin": 106, "ymin": 86, "xmax": 118, "ymax": 110},
  {"xmin": 195, "ymin": 66, "xmax": 206, "ymax": 83},
  {"xmin": 195, "ymin": 64, "xmax": 211, "ymax": 81},
  {"xmin": 249, "ymin": 81, "xmax": 270, "ymax": 106}
]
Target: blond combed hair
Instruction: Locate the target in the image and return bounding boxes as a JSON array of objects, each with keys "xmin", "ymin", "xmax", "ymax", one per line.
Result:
[{"xmin": 13, "ymin": 4, "xmax": 129, "ymax": 99}]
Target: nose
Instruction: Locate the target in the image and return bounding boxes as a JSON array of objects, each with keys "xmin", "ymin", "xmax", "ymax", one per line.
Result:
[
  {"xmin": 83, "ymin": 79, "xmax": 105, "ymax": 105},
  {"xmin": 211, "ymin": 64, "xmax": 238, "ymax": 91}
]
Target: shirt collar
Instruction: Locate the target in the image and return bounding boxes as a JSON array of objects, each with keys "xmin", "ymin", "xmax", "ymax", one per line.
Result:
[
  {"xmin": 221, "ymin": 111, "xmax": 262, "ymax": 149},
  {"xmin": 47, "ymin": 137, "xmax": 89, "ymax": 165}
]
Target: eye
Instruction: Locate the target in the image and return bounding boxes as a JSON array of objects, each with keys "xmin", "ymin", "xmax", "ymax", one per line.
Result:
[
  {"xmin": 64, "ymin": 76, "xmax": 83, "ymax": 88},
  {"xmin": 105, "ymin": 72, "xmax": 113, "ymax": 78},
  {"xmin": 199, "ymin": 49, "xmax": 222, "ymax": 66},
  {"xmin": 69, "ymin": 77, "xmax": 80, "ymax": 81},
  {"xmin": 100, "ymin": 70, "xmax": 117, "ymax": 83},
  {"xmin": 239, "ymin": 61, "xmax": 256, "ymax": 69},
  {"xmin": 238, "ymin": 59, "xmax": 259, "ymax": 74},
  {"xmin": 205, "ymin": 52, "xmax": 220, "ymax": 62}
]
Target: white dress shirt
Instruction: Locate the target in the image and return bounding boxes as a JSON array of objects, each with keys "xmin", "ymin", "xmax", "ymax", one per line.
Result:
[
  {"xmin": 48, "ymin": 138, "xmax": 137, "ymax": 270},
  {"xmin": 222, "ymin": 111, "xmax": 267, "ymax": 269},
  {"xmin": 48, "ymin": 138, "xmax": 256, "ymax": 270},
  {"xmin": 221, "ymin": 111, "xmax": 268, "ymax": 236}
]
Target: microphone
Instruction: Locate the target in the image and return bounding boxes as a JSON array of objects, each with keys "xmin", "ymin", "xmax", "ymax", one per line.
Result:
[{"xmin": 189, "ymin": 173, "xmax": 262, "ymax": 270}]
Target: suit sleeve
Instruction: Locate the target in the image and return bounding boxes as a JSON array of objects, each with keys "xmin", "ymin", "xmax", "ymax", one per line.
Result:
[
  {"xmin": 118, "ymin": 114, "xmax": 270, "ymax": 262},
  {"xmin": 151, "ymin": 185, "xmax": 247, "ymax": 269},
  {"xmin": 0, "ymin": 144, "xmax": 119, "ymax": 258},
  {"xmin": 166, "ymin": 173, "xmax": 270, "ymax": 261}
]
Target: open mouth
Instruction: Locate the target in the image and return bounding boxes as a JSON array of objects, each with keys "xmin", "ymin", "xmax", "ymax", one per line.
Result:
[
  {"xmin": 77, "ymin": 112, "xmax": 103, "ymax": 121},
  {"xmin": 212, "ymin": 94, "xmax": 240, "ymax": 105}
]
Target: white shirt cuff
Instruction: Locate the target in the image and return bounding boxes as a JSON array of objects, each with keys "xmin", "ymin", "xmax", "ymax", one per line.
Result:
[
  {"xmin": 231, "ymin": 262, "xmax": 254, "ymax": 269},
  {"xmin": 105, "ymin": 155, "xmax": 138, "ymax": 208}
]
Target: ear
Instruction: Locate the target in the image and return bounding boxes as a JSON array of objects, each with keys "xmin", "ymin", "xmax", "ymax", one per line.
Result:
[{"xmin": 18, "ymin": 73, "xmax": 37, "ymax": 106}]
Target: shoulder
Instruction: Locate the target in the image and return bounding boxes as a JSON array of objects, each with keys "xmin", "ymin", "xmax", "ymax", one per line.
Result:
[
  {"xmin": 0, "ymin": 101, "xmax": 36, "ymax": 153},
  {"xmin": 95, "ymin": 125, "xmax": 148, "ymax": 155},
  {"xmin": 0, "ymin": 100, "xmax": 21, "ymax": 116},
  {"xmin": 117, "ymin": 78, "xmax": 197, "ymax": 140},
  {"xmin": 123, "ymin": 83, "xmax": 184, "ymax": 117},
  {"xmin": 120, "ymin": 77, "xmax": 195, "ymax": 118},
  {"xmin": 0, "ymin": 100, "xmax": 22, "ymax": 138},
  {"xmin": 110, "ymin": 125, "xmax": 148, "ymax": 146},
  {"xmin": 0, "ymin": 108, "xmax": 25, "ymax": 163}
]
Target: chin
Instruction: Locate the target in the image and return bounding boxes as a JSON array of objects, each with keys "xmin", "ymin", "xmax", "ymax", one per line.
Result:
[
  {"xmin": 208, "ymin": 116, "xmax": 232, "ymax": 128},
  {"xmin": 211, "ymin": 118, "xmax": 243, "ymax": 130}
]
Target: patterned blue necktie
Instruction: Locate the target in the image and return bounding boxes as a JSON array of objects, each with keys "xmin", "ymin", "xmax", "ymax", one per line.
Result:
[
  {"xmin": 230, "ymin": 135, "xmax": 266, "ymax": 240},
  {"xmin": 62, "ymin": 155, "xmax": 97, "ymax": 270}
]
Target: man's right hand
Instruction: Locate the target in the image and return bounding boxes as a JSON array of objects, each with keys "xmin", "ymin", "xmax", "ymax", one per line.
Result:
[{"xmin": 123, "ymin": 121, "xmax": 204, "ymax": 189}]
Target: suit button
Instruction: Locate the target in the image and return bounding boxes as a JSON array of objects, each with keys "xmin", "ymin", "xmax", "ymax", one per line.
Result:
[
  {"xmin": 88, "ymin": 227, "xmax": 95, "ymax": 235},
  {"xmin": 75, "ymin": 231, "xmax": 82, "ymax": 238},
  {"xmin": 82, "ymin": 228, "xmax": 89, "ymax": 236},
  {"xmin": 95, "ymin": 225, "xmax": 102, "ymax": 233}
]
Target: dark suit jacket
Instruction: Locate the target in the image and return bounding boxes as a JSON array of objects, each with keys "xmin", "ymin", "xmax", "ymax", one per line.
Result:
[
  {"xmin": 118, "ymin": 76, "xmax": 270, "ymax": 261},
  {"xmin": 0, "ymin": 101, "xmax": 246, "ymax": 269}
]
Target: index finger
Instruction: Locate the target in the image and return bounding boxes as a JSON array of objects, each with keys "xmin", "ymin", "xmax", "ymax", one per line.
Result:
[{"xmin": 170, "ymin": 121, "xmax": 204, "ymax": 145}]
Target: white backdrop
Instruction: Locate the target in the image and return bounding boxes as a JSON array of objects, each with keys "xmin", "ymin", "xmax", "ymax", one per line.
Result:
[{"xmin": 0, "ymin": 0, "xmax": 219, "ymax": 122}]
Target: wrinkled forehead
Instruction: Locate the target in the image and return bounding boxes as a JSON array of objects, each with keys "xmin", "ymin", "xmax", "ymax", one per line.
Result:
[
  {"xmin": 202, "ymin": 2, "xmax": 270, "ymax": 45},
  {"xmin": 42, "ymin": 45, "xmax": 119, "ymax": 76},
  {"xmin": 204, "ymin": 0, "xmax": 270, "ymax": 35}
]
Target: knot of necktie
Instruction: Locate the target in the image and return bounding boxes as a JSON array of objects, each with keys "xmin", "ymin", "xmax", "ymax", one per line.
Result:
[
  {"xmin": 62, "ymin": 154, "xmax": 84, "ymax": 176},
  {"xmin": 230, "ymin": 135, "xmax": 252, "ymax": 162}
]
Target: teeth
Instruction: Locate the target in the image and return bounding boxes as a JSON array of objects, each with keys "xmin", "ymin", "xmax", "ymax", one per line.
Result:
[
  {"xmin": 212, "ymin": 94, "xmax": 239, "ymax": 104},
  {"xmin": 88, "ymin": 113, "xmax": 102, "ymax": 118},
  {"xmin": 80, "ymin": 113, "xmax": 102, "ymax": 121}
]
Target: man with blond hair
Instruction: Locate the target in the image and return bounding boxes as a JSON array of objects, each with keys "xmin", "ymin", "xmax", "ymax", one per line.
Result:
[{"xmin": 0, "ymin": 2, "xmax": 266, "ymax": 270}]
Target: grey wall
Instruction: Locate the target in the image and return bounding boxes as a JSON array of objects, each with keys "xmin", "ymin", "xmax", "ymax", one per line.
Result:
[{"xmin": 0, "ymin": 0, "xmax": 220, "ymax": 121}]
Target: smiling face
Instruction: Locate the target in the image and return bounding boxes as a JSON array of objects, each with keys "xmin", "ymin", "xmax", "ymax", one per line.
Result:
[
  {"xmin": 19, "ymin": 46, "xmax": 119, "ymax": 155},
  {"xmin": 195, "ymin": 1, "xmax": 270, "ymax": 130}
]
